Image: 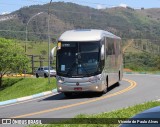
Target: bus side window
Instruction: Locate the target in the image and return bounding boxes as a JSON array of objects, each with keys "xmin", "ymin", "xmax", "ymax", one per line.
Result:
[
  {"xmin": 120, "ymin": 40, "xmax": 122, "ymax": 54},
  {"xmin": 115, "ymin": 39, "xmax": 121, "ymax": 55},
  {"xmin": 112, "ymin": 39, "xmax": 115, "ymax": 55},
  {"xmin": 107, "ymin": 38, "xmax": 114, "ymax": 55},
  {"xmin": 114, "ymin": 39, "xmax": 120, "ymax": 56},
  {"xmin": 100, "ymin": 38, "xmax": 105, "ymax": 70},
  {"xmin": 105, "ymin": 37, "xmax": 108, "ymax": 57}
]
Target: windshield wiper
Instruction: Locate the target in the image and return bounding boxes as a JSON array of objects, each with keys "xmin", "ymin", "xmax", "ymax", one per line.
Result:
[
  {"xmin": 66, "ymin": 58, "xmax": 90, "ymax": 77},
  {"xmin": 78, "ymin": 60, "xmax": 90, "ymax": 77},
  {"xmin": 66, "ymin": 60, "xmax": 77, "ymax": 76},
  {"xmin": 66, "ymin": 54, "xmax": 99, "ymax": 77}
]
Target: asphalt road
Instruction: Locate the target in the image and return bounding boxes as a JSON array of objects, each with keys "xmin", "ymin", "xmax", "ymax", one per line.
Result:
[{"xmin": 0, "ymin": 74, "xmax": 160, "ymax": 119}]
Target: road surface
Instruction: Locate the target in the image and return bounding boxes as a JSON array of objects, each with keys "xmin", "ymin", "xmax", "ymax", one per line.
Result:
[{"xmin": 0, "ymin": 74, "xmax": 159, "ymax": 119}]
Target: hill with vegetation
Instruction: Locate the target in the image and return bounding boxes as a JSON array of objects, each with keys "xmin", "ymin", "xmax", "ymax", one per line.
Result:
[
  {"xmin": 0, "ymin": 2, "xmax": 160, "ymax": 44},
  {"xmin": 0, "ymin": 2, "xmax": 160, "ymax": 72}
]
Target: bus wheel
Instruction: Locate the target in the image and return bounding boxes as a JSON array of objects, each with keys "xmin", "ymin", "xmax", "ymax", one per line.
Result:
[
  {"xmin": 103, "ymin": 76, "xmax": 108, "ymax": 94},
  {"xmin": 64, "ymin": 92, "xmax": 72, "ymax": 97},
  {"xmin": 116, "ymin": 71, "xmax": 121, "ymax": 87},
  {"xmin": 103, "ymin": 88, "xmax": 107, "ymax": 94},
  {"xmin": 119, "ymin": 71, "xmax": 121, "ymax": 81}
]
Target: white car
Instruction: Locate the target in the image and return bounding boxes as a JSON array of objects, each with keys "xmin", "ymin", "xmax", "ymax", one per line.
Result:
[{"xmin": 35, "ymin": 66, "xmax": 56, "ymax": 78}]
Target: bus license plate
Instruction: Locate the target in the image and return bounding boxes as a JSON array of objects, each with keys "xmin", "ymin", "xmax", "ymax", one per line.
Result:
[{"xmin": 74, "ymin": 87, "xmax": 82, "ymax": 91}]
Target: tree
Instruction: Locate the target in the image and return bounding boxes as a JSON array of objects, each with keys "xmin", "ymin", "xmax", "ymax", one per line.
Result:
[
  {"xmin": 154, "ymin": 55, "xmax": 160, "ymax": 69},
  {"xmin": 0, "ymin": 38, "xmax": 29, "ymax": 87}
]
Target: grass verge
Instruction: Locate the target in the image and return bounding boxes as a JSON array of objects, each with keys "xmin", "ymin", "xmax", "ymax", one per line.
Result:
[
  {"xmin": 0, "ymin": 77, "xmax": 56, "ymax": 101},
  {"xmin": 30, "ymin": 101, "xmax": 160, "ymax": 127}
]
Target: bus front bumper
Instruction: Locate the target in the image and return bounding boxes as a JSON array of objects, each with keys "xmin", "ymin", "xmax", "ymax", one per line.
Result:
[{"xmin": 57, "ymin": 81, "xmax": 104, "ymax": 92}]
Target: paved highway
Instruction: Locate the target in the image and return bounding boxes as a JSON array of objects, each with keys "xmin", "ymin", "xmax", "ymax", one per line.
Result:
[{"xmin": 0, "ymin": 74, "xmax": 160, "ymax": 119}]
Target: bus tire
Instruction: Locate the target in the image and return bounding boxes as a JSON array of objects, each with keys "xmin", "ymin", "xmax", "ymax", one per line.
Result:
[
  {"xmin": 103, "ymin": 88, "xmax": 107, "ymax": 94},
  {"xmin": 116, "ymin": 71, "xmax": 121, "ymax": 87},
  {"xmin": 119, "ymin": 71, "xmax": 121, "ymax": 81},
  {"xmin": 103, "ymin": 76, "xmax": 108, "ymax": 94}
]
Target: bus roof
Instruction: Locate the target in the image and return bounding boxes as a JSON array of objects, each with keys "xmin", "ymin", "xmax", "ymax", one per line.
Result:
[{"xmin": 58, "ymin": 29, "xmax": 121, "ymax": 42}]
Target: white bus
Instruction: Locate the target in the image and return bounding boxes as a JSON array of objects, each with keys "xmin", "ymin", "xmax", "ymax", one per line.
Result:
[{"xmin": 54, "ymin": 29, "xmax": 123, "ymax": 97}]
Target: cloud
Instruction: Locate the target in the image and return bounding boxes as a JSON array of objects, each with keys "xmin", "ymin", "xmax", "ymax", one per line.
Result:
[
  {"xmin": 119, "ymin": 3, "xmax": 128, "ymax": 8},
  {"xmin": 97, "ymin": 4, "xmax": 106, "ymax": 10}
]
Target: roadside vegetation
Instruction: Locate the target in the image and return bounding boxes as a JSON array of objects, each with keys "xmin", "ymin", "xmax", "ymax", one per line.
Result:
[
  {"xmin": 0, "ymin": 38, "xmax": 29, "ymax": 87},
  {"xmin": 124, "ymin": 52, "xmax": 160, "ymax": 72},
  {"xmin": 0, "ymin": 77, "xmax": 56, "ymax": 101},
  {"xmin": 0, "ymin": 38, "xmax": 57, "ymax": 101},
  {"xmin": 29, "ymin": 101, "xmax": 160, "ymax": 127},
  {"xmin": 15, "ymin": 40, "xmax": 56, "ymax": 72},
  {"xmin": 123, "ymin": 39, "xmax": 160, "ymax": 72}
]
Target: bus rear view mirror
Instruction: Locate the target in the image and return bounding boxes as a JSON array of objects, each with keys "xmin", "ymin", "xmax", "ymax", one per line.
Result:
[
  {"xmin": 51, "ymin": 46, "xmax": 57, "ymax": 61},
  {"xmin": 101, "ymin": 45, "xmax": 104, "ymax": 60}
]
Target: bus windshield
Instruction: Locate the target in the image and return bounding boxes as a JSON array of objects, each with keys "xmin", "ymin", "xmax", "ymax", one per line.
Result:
[{"xmin": 56, "ymin": 41, "xmax": 101, "ymax": 77}]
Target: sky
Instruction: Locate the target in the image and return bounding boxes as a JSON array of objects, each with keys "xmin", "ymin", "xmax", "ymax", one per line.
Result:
[{"xmin": 0, "ymin": 0, "xmax": 160, "ymax": 14}]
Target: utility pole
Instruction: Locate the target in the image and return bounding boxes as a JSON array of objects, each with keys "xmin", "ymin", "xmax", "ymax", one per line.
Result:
[{"xmin": 48, "ymin": 0, "xmax": 52, "ymax": 84}]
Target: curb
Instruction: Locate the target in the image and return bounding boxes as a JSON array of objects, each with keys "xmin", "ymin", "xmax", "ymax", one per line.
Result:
[{"xmin": 0, "ymin": 89, "xmax": 58, "ymax": 106}]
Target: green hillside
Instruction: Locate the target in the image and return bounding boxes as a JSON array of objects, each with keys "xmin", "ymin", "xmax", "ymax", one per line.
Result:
[
  {"xmin": 0, "ymin": 2, "xmax": 160, "ymax": 44},
  {"xmin": 123, "ymin": 39, "xmax": 160, "ymax": 71},
  {"xmin": 0, "ymin": 2, "xmax": 160, "ymax": 72}
]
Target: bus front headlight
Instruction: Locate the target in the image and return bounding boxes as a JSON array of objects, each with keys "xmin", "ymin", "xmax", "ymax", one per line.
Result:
[
  {"xmin": 89, "ymin": 75, "xmax": 102, "ymax": 83},
  {"xmin": 97, "ymin": 74, "xmax": 102, "ymax": 80}
]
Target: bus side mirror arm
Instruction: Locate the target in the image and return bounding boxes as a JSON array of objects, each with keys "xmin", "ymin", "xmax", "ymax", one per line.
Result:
[
  {"xmin": 51, "ymin": 46, "xmax": 57, "ymax": 62},
  {"xmin": 101, "ymin": 45, "xmax": 104, "ymax": 60}
]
